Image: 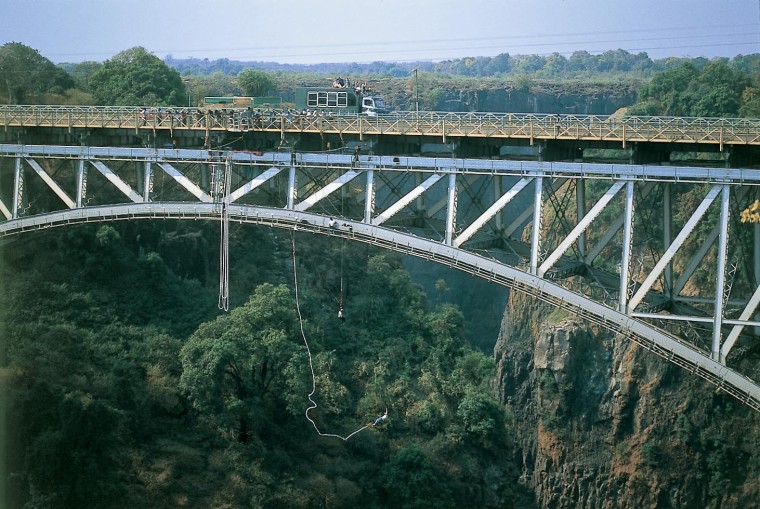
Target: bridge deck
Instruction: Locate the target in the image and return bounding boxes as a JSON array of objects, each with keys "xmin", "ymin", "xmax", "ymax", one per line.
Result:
[{"xmin": 3, "ymin": 106, "xmax": 760, "ymax": 147}]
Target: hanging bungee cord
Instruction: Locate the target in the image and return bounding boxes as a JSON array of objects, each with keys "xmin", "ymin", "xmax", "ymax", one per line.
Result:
[{"xmin": 291, "ymin": 228, "xmax": 385, "ymax": 440}]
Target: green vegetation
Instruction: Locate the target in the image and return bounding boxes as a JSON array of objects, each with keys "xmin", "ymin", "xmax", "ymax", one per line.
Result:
[
  {"xmin": 1, "ymin": 222, "xmax": 513, "ymax": 508},
  {"xmin": 88, "ymin": 47, "xmax": 186, "ymax": 106},
  {"xmin": 3, "ymin": 41, "xmax": 760, "ymax": 118},
  {"xmin": 237, "ymin": 68, "xmax": 277, "ymax": 97},
  {"xmin": 627, "ymin": 60, "xmax": 755, "ymax": 117}
]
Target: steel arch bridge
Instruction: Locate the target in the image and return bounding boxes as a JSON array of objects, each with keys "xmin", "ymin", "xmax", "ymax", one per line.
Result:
[{"xmin": 1, "ymin": 144, "xmax": 759, "ymax": 410}]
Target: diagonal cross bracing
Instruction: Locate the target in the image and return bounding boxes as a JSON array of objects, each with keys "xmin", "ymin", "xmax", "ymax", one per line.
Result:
[
  {"xmin": 372, "ymin": 173, "xmax": 443, "ymax": 225},
  {"xmin": 628, "ymin": 185, "xmax": 722, "ymax": 311},
  {"xmin": 721, "ymin": 283, "xmax": 760, "ymax": 362},
  {"xmin": 89, "ymin": 160, "xmax": 143, "ymax": 203},
  {"xmin": 25, "ymin": 158, "xmax": 76, "ymax": 209},
  {"xmin": 454, "ymin": 177, "xmax": 533, "ymax": 247},
  {"xmin": 228, "ymin": 166, "xmax": 284, "ymax": 203},
  {"xmin": 294, "ymin": 169, "xmax": 361, "ymax": 211},
  {"xmin": 539, "ymin": 180, "xmax": 626, "ymax": 277},
  {"xmin": 583, "ymin": 181, "xmax": 656, "ymax": 265},
  {"xmin": 0, "ymin": 198, "xmax": 11, "ymax": 220},
  {"xmin": 157, "ymin": 162, "xmax": 213, "ymax": 203}
]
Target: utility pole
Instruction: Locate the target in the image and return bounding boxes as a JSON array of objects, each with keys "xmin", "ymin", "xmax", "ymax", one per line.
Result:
[{"xmin": 414, "ymin": 68, "xmax": 419, "ymax": 115}]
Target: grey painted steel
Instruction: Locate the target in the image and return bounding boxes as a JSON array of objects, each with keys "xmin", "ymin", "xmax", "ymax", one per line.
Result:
[
  {"xmin": 577, "ymin": 179, "xmax": 586, "ymax": 258},
  {"xmin": 12, "ymin": 156, "xmax": 21, "ymax": 219},
  {"xmin": 295, "ymin": 169, "xmax": 360, "ymax": 212},
  {"xmin": 530, "ymin": 176, "xmax": 544, "ymax": 275},
  {"xmin": 25, "ymin": 158, "xmax": 75, "ymax": 209},
  {"xmin": 539, "ymin": 180, "xmax": 625, "ymax": 277},
  {"xmin": 445, "ymin": 173, "xmax": 457, "ymax": 246},
  {"xmin": 89, "ymin": 160, "xmax": 142, "ymax": 203},
  {"xmin": 4, "ymin": 144, "xmax": 760, "ymax": 184},
  {"xmin": 364, "ymin": 169, "xmax": 375, "ymax": 223},
  {"xmin": 373, "ymin": 173, "xmax": 442, "ymax": 225},
  {"xmin": 455, "ymin": 176, "xmax": 532, "ymax": 248},
  {"xmin": 723, "ymin": 285, "xmax": 760, "ymax": 361},
  {"xmin": 229, "ymin": 166, "xmax": 283, "ymax": 203},
  {"xmin": 619, "ymin": 180, "xmax": 634, "ymax": 314},
  {"xmin": 663, "ymin": 184, "xmax": 673, "ymax": 298},
  {"xmin": 0, "ymin": 202, "xmax": 758, "ymax": 411},
  {"xmin": 157, "ymin": 162, "xmax": 213, "ymax": 203},
  {"xmin": 287, "ymin": 164, "xmax": 296, "ymax": 209},
  {"xmin": 713, "ymin": 186, "xmax": 730, "ymax": 360},
  {"xmin": 3, "ymin": 144, "xmax": 760, "ymax": 411},
  {"xmin": 628, "ymin": 185, "xmax": 722, "ymax": 311}
]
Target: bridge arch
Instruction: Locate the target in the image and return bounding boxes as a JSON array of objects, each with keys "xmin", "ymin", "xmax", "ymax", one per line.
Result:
[{"xmin": 2, "ymin": 202, "xmax": 758, "ymax": 411}]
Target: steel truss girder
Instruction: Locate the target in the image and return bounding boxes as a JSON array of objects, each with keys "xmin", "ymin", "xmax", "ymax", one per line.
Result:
[
  {"xmin": 2, "ymin": 201, "xmax": 759, "ymax": 412},
  {"xmin": 2, "ymin": 145, "xmax": 760, "ymax": 376},
  {"xmin": 628, "ymin": 185, "xmax": 722, "ymax": 311},
  {"xmin": 539, "ymin": 180, "xmax": 626, "ymax": 277}
]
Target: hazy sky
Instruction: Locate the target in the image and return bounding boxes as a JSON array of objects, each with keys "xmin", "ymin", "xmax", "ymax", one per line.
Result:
[{"xmin": 1, "ymin": 0, "xmax": 758, "ymax": 64}]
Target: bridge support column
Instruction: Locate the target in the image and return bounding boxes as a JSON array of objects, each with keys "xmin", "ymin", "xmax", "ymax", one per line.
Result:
[
  {"xmin": 445, "ymin": 173, "xmax": 457, "ymax": 245},
  {"xmin": 287, "ymin": 163, "xmax": 296, "ymax": 210},
  {"xmin": 12, "ymin": 156, "xmax": 22, "ymax": 219},
  {"xmin": 530, "ymin": 176, "xmax": 544, "ymax": 275},
  {"xmin": 576, "ymin": 178, "xmax": 586, "ymax": 257},
  {"xmin": 143, "ymin": 162, "xmax": 152, "ymax": 202},
  {"xmin": 493, "ymin": 175, "xmax": 503, "ymax": 231},
  {"xmin": 713, "ymin": 185, "xmax": 730, "ymax": 361},
  {"xmin": 364, "ymin": 169, "xmax": 375, "ymax": 223},
  {"xmin": 663, "ymin": 183, "xmax": 673, "ymax": 298},
  {"xmin": 76, "ymin": 158, "xmax": 86, "ymax": 208},
  {"xmin": 619, "ymin": 180, "xmax": 634, "ymax": 313}
]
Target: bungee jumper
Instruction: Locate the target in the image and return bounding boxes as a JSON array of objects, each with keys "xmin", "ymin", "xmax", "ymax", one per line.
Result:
[{"xmin": 370, "ymin": 408, "xmax": 388, "ymax": 427}]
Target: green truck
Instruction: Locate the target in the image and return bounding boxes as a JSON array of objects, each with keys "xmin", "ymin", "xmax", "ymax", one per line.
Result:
[{"xmin": 294, "ymin": 87, "xmax": 386, "ymax": 116}]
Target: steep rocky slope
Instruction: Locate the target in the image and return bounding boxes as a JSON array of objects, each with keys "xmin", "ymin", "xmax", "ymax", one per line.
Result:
[{"xmin": 494, "ymin": 291, "xmax": 760, "ymax": 509}]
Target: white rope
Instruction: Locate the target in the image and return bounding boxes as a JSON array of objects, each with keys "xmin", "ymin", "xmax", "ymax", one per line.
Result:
[
  {"xmin": 218, "ymin": 160, "xmax": 231, "ymax": 311},
  {"xmin": 291, "ymin": 230, "xmax": 369, "ymax": 441}
]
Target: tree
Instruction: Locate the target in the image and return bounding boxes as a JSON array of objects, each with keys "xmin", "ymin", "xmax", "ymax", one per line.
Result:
[
  {"xmin": 69, "ymin": 61, "xmax": 102, "ymax": 92},
  {"xmin": 380, "ymin": 444, "xmax": 453, "ymax": 509},
  {"xmin": 89, "ymin": 47, "xmax": 185, "ymax": 106},
  {"xmin": 237, "ymin": 68, "xmax": 276, "ymax": 97},
  {"xmin": 179, "ymin": 283, "xmax": 310, "ymax": 443},
  {"xmin": 0, "ymin": 42, "xmax": 74, "ymax": 103}
]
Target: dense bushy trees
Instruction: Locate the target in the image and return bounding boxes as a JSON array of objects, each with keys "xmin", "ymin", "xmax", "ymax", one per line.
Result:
[
  {"xmin": 88, "ymin": 47, "xmax": 186, "ymax": 106},
  {"xmin": 0, "ymin": 42, "xmax": 74, "ymax": 103},
  {"xmin": 237, "ymin": 68, "xmax": 277, "ymax": 97},
  {"xmin": 629, "ymin": 60, "xmax": 752, "ymax": 117},
  {"xmin": 2, "ymin": 223, "xmax": 512, "ymax": 508}
]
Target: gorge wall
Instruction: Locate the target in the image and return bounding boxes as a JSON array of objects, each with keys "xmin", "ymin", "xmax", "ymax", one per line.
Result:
[{"xmin": 494, "ymin": 291, "xmax": 760, "ymax": 509}]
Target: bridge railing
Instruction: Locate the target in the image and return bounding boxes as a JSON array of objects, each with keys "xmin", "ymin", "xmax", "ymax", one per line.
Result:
[{"xmin": 4, "ymin": 105, "xmax": 760, "ymax": 145}]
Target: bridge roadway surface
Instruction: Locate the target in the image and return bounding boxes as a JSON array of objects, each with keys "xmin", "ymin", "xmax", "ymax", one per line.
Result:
[
  {"xmin": 3, "ymin": 105, "xmax": 760, "ymax": 148},
  {"xmin": 1, "ymin": 145, "xmax": 759, "ymax": 411}
]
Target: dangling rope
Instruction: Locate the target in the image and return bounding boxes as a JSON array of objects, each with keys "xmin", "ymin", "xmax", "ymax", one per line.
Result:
[
  {"xmin": 338, "ymin": 237, "xmax": 345, "ymax": 310},
  {"xmin": 218, "ymin": 160, "xmax": 231, "ymax": 311},
  {"xmin": 291, "ymin": 230, "xmax": 369, "ymax": 441}
]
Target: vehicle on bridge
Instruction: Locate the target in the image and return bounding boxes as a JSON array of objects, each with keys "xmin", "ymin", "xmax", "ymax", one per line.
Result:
[{"xmin": 294, "ymin": 86, "xmax": 386, "ymax": 116}]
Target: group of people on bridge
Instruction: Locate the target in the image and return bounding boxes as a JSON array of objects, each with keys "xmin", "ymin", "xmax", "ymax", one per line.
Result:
[{"xmin": 331, "ymin": 76, "xmax": 369, "ymax": 95}]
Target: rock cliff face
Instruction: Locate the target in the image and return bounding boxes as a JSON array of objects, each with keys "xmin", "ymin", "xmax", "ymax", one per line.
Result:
[{"xmin": 494, "ymin": 291, "xmax": 760, "ymax": 509}]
